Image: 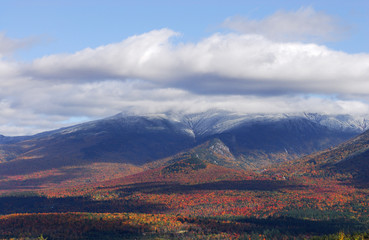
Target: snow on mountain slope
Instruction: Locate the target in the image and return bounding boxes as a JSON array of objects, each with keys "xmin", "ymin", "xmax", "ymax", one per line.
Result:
[
  {"xmin": 0, "ymin": 109, "xmax": 367, "ymax": 190},
  {"xmin": 1, "ymin": 110, "xmax": 368, "ymax": 142},
  {"xmin": 26, "ymin": 110, "xmax": 367, "ymax": 141},
  {"xmin": 304, "ymin": 113, "xmax": 369, "ymax": 133},
  {"xmin": 161, "ymin": 110, "xmax": 369, "ymax": 138}
]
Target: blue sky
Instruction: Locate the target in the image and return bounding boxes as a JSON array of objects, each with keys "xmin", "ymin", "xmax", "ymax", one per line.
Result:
[
  {"xmin": 2, "ymin": 0, "xmax": 369, "ymax": 59},
  {"xmin": 1, "ymin": 0, "xmax": 369, "ymax": 135}
]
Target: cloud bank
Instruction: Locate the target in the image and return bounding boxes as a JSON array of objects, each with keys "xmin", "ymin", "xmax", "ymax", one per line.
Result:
[
  {"xmin": 1, "ymin": 7, "xmax": 369, "ymax": 136},
  {"xmin": 27, "ymin": 29, "xmax": 369, "ymax": 96}
]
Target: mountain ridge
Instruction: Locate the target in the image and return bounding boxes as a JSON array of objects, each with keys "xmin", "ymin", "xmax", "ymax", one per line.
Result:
[{"xmin": 0, "ymin": 110, "xmax": 365, "ymax": 190}]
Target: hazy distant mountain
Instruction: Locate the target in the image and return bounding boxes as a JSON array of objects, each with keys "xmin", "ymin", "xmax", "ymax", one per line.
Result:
[{"xmin": 0, "ymin": 110, "xmax": 365, "ymax": 176}]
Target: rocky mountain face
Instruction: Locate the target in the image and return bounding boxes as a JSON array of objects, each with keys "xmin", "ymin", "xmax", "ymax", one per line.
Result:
[{"xmin": 0, "ymin": 110, "xmax": 365, "ymax": 176}]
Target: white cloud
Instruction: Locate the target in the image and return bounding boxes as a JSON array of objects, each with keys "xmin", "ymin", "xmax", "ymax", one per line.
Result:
[
  {"xmin": 222, "ymin": 7, "xmax": 348, "ymax": 42},
  {"xmin": 0, "ymin": 75, "xmax": 368, "ymax": 136},
  {"xmin": 27, "ymin": 29, "xmax": 180, "ymax": 81},
  {"xmin": 26, "ymin": 29, "xmax": 369, "ymax": 97},
  {"xmin": 0, "ymin": 8, "xmax": 368, "ymax": 136}
]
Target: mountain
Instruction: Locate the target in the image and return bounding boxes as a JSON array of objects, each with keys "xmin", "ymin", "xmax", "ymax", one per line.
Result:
[
  {"xmin": 105, "ymin": 154, "xmax": 253, "ymax": 187},
  {"xmin": 0, "ymin": 110, "xmax": 365, "ymax": 184},
  {"xmin": 2, "ymin": 111, "xmax": 369, "ymax": 240},
  {"xmin": 0, "ymin": 114, "xmax": 196, "ymax": 175},
  {"xmin": 293, "ymin": 129, "xmax": 369, "ymax": 186},
  {"xmin": 210, "ymin": 117, "xmax": 357, "ymax": 167}
]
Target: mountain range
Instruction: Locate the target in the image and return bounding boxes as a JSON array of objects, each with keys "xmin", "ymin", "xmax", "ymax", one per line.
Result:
[
  {"xmin": 0, "ymin": 110, "xmax": 367, "ymax": 180},
  {"xmin": 1, "ymin": 110, "xmax": 369, "ymax": 239}
]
